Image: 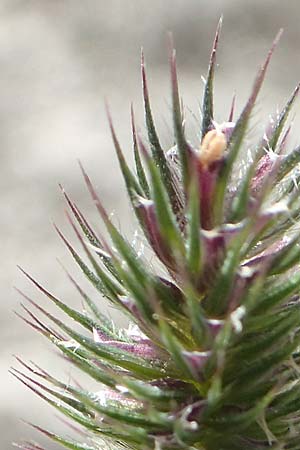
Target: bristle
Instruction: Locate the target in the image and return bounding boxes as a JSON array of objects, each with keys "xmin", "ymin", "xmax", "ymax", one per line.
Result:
[{"xmin": 228, "ymin": 94, "xmax": 236, "ymax": 122}]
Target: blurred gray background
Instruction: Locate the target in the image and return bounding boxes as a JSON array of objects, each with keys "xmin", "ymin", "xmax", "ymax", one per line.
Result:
[{"xmin": 2, "ymin": 0, "xmax": 300, "ymax": 448}]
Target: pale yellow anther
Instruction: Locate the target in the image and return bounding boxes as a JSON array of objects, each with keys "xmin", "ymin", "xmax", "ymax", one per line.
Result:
[{"xmin": 199, "ymin": 129, "xmax": 227, "ymax": 168}]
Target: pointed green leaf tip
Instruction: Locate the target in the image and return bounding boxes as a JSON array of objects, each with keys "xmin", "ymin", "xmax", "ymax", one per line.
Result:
[
  {"xmin": 201, "ymin": 16, "xmax": 222, "ymax": 137},
  {"xmin": 131, "ymin": 104, "xmax": 150, "ymax": 198},
  {"xmin": 138, "ymin": 135, "xmax": 185, "ymax": 259},
  {"xmin": 169, "ymin": 34, "xmax": 190, "ymax": 193},
  {"xmin": 14, "ymin": 22, "xmax": 300, "ymax": 450},
  {"xmin": 268, "ymin": 82, "xmax": 300, "ymax": 153},
  {"xmin": 141, "ymin": 49, "xmax": 181, "ymax": 215},
  {"xmin": 213, "ymin": 28, "xmax": 283, "ymax": 224},
  {"xmin": 106, "ymin": 102, "xmax": 143, "ymax": 200}
]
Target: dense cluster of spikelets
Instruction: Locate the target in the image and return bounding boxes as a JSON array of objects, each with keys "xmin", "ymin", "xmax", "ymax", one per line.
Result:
[{"xmin": 12, "ymin": 20, "xmax": 300, "ymax": 450}]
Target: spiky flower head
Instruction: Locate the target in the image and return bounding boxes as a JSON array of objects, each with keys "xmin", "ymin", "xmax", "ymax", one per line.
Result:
[{"xmin": 13, "ymin": 19, "xmax": 300, "ymax": 450}]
